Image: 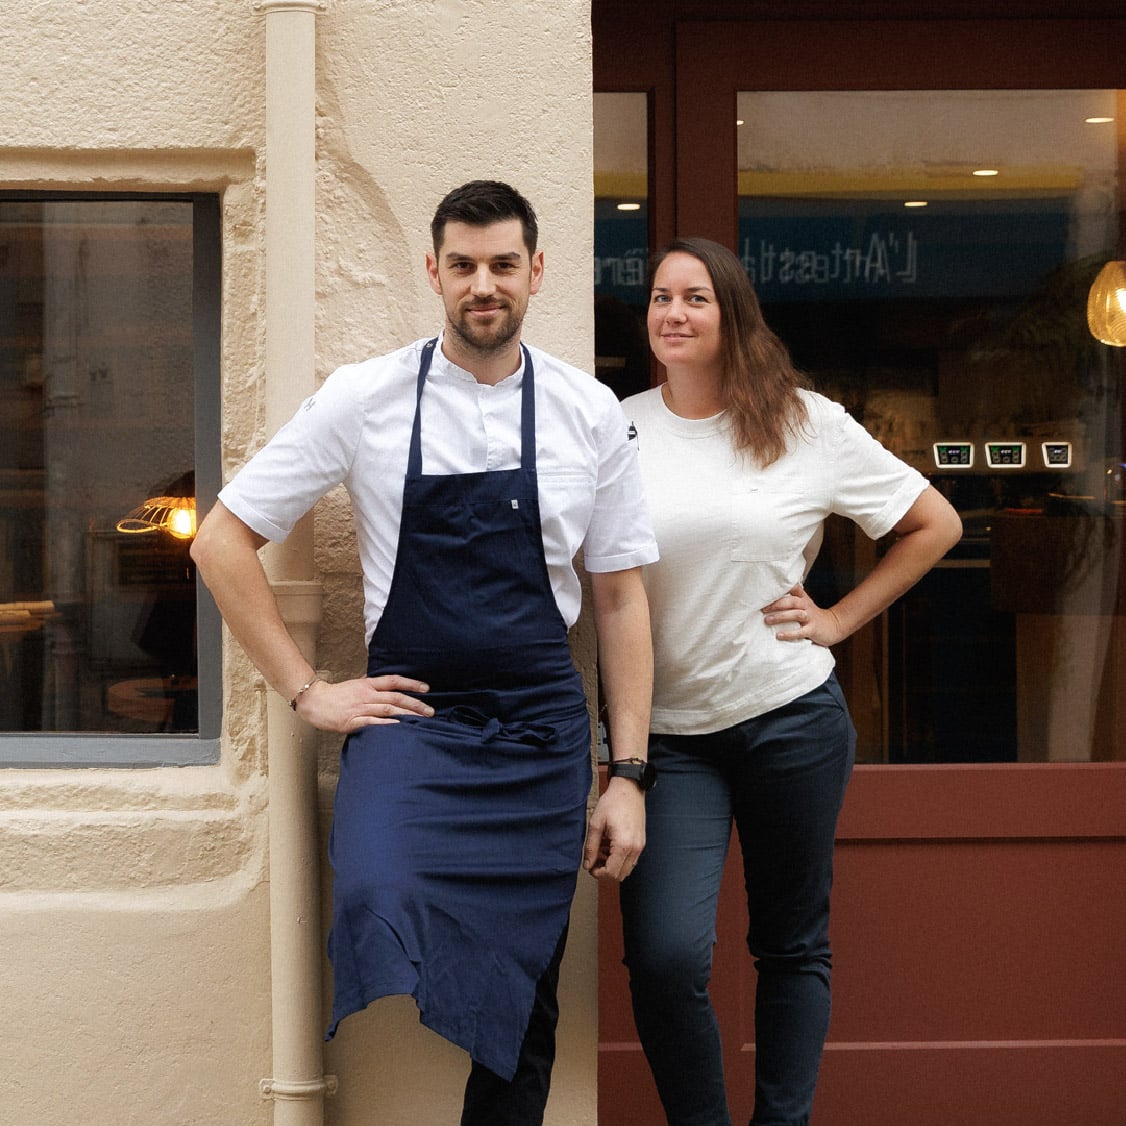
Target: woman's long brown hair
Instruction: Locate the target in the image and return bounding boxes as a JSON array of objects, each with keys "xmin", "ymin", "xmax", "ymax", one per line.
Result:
[{"xmin": 650, "ymin": 237, "xmax": 808, "ymax": 467}]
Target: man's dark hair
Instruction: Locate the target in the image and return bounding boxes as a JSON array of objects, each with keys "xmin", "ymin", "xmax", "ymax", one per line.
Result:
[{"xmin": 430, "ymin": 180, "xmax": 539, "ymax": 255}]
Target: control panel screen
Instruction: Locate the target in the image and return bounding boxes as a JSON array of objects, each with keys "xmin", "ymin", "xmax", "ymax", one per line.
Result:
[
  {"xmin": 985, "ymin": 441, "xmax": 1026, "ymax": 468},
  {"xmin": 1041, "ymin": 441, "xmax": 1072, "ymax": 468},
  {"xmin": 933, "ymin": 442, "xmax": 974, "ymax": 468}
]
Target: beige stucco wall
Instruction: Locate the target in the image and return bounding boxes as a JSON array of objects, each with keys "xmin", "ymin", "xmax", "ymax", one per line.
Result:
[{"xmin": 0, "ymin": 2, "xmax": 598, "ymax": 1124}]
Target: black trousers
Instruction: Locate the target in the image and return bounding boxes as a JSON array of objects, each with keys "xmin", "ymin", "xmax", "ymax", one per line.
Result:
[{"xmin": 460, "ymin": 925, "xmax": 569, "ymax": 1126}]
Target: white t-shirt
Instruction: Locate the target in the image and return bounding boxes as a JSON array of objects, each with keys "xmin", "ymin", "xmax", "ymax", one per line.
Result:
[
  {"xmin": 221, "ymin": 337, "xmax": 658, "ymax": 642},
  {"xmin": 622, "ymin": 386, "xmax": 928, "ymax": 735}
]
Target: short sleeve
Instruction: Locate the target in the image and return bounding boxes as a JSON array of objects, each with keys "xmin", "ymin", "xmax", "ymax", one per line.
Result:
[
  {"xmin": 581, "ymin": 394, "xmax": 659, "ymax": 572},
  {"xmin": 825, "ymin": 401, "xmax": 929, "ymax": 540},
  {"xmin": 218, "ymin": 365, "xmax": 367, "ymax": 543}
]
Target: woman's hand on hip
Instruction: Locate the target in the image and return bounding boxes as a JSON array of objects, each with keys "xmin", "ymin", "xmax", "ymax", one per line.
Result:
[
  {"xmin": 762, "ymin": 583, "xmax": 844, "ymax": 647},
  {"xmin": 294, "ymin": 674, "xmax": 434, "ymax": 734}
]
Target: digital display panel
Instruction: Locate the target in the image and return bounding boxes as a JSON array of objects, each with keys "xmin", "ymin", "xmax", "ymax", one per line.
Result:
[
  {"xmin": 1041, "ymin": 441, "xmax": 1072, "ymax": 468},
  {"xmin": 985, "ymin": 441, "xmax": 1026, "ymax": 468},
  {"xmin": 933, "ymin": 442, "xmax": 974, "ymax": 468}
]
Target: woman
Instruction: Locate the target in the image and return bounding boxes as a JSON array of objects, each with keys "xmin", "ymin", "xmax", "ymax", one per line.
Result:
[{"xmin": 619, "ymin": 238, "xmax": 962, "ymax": 1126}]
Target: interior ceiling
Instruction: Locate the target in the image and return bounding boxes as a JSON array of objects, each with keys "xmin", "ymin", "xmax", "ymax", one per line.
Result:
[{"xmin": 595, "ymin": 90, "xmax": 1121, "ymax": 208}]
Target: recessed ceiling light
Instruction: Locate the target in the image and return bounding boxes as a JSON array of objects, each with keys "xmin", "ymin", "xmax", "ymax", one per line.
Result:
[
  {"xmin": 1086, "ymin": 116, "xmax": 1115, "ymax": 125},
  {"xmin": 736, "ymin": 119, "xmax": 745, "ymax": 126},
  {"xmin": 972, "ymin": 169, "xmax": 1000, "ymax": 177},
  {"xmin": 904, "ymin": 201, "xmax": 928, "ymax": 208},
  {"xmin": 616, "ymin": 202, "xmax": 641, "ymax": 212}
]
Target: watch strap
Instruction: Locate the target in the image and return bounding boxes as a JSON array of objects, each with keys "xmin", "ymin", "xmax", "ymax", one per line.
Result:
[{"xmin": 608, "ymin": 756, "xmax": 657, "ymax": 792}]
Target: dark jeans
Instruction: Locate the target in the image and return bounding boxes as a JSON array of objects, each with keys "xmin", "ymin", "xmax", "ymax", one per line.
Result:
[
  {"xmin": 620, "ymin": 675, "xmax": 856, "ymax": 1126},
  {"xmin": 461, "ymin": 925, "xmax": 568, "ymax": 1126}
]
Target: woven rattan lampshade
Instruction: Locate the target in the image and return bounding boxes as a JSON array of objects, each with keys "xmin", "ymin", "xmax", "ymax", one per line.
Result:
[
  {"xmin": 116, "ymin": 496, "xmax": 197, "ymax": 539},
  {"xmin": 115, "ymin": 471, "xmax": 197, "ymax": 539},
  {"xmin": 1087, "ymin": 260, "xmax": 1126, "ymax": 347}
]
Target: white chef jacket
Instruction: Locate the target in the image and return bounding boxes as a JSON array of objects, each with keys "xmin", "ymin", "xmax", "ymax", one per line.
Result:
[{"xmin": 221, "ymin": 336, "xmax": 658, "ymax": 642}]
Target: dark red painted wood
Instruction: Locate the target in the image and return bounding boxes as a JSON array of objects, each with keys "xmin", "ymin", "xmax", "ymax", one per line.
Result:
[{"xmin": 595, "ymin": 10, "xmax": 1126, "ymax": 1123}]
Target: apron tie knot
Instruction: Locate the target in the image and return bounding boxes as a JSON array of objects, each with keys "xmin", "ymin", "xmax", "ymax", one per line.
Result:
[{"xmin": 443, "ymin": 706, "xmax": 555, "ymax": 747}]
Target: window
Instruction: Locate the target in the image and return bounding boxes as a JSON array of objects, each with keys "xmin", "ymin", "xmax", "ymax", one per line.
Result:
[
  {"xmin": 0, "ymin": 193, "xmax": 220, "ymax": 766},
  {"xmin": 735, "ymin": 90, "xmax": 1124, "ymax": 764},
  {"xmin": 594, "ymin": 91, "xmax": 651, "ymax": 402}
]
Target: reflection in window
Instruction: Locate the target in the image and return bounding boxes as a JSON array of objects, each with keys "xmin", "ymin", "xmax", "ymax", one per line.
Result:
[
  {"xmin": 0, "ymin": 198, "xmax": 209, "ymax": 743},
  {"xmin": 735, "ymin": 90, "xmax": 1124, "ymax": 765},
  {"xmin": 594, "ymin": 91, "xmax": 652, "ymax": 401}
]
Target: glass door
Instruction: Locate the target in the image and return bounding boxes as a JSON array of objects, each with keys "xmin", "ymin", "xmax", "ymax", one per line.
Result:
[{"xmin": 597, "ymin": 16, "xmax": 1126, "ymax": 1126}]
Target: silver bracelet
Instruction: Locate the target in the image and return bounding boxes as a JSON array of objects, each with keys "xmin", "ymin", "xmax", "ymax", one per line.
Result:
[{"xmin": 289, "ymin": 676, "xmax": 322, "ymax": 711}]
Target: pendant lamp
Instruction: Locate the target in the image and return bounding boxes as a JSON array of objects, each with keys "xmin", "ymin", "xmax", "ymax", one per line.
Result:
[
  {"xmin": 115, "ymin": 471, "xmax": 197, "ymax": 539},
  {"xmin": 116, "ymin": 496, "xmax": 197, "ymax": 539},
  {"xmin": 1087, "ymin": 260, "xmax": 1126, "ymax": 347}
]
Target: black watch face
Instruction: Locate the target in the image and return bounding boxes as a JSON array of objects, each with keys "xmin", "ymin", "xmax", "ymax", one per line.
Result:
[{"xmin": 612, "ymin": 760, "xmax": 656, "ymax": 791}]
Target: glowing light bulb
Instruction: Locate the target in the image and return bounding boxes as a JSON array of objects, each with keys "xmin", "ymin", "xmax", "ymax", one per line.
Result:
[{"xmin": 166, "ymin": 504, "xmax": 198, "ymax": 539}]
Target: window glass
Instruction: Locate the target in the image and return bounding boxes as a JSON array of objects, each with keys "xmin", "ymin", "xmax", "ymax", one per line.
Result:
[
  {"xmin": 736, "ymin": 90, "xmax": 1124, "ymax": 764},
  {"xmin": 594, "ymin": 91, "xmax": 651, "ymax": 401},
  {"xmin": 0, "ymin": 195, "xmax": 219, "ymax": 763}
]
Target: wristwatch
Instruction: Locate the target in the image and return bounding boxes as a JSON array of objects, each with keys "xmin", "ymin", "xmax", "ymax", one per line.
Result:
[{"xmin": 608, "ymin": 757, "xmax": 657, "ymax": 792}]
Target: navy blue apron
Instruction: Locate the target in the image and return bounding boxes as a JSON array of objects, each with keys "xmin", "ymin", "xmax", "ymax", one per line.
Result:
[{"xmin": 326, "ymin": 340, "xmax": 592, "ymax": 1081}]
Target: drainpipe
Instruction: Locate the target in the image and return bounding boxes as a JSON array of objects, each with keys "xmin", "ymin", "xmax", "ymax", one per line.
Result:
[{"xmin": 253, "ymin": 2, "xmax": 334, "ymax": 1124}]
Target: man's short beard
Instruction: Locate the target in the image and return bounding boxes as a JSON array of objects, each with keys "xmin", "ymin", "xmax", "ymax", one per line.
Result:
[{"xmin": 448, "ymin": 307, "xmax": 523, "ymax": 356}]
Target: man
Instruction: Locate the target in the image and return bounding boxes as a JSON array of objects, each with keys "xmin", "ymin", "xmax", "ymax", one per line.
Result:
[{"xmin": 191, "ymin": 180, "xmax": 657, "ymax": 1124}]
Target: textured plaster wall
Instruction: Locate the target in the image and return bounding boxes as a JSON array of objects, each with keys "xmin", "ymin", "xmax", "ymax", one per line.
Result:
[
  {"xmin": 310, "ymin": 5, "xmax": 599, "ymax": 1123},
  {"xmin": 0, "ymin": 2, "xmax": 597, "ymax": 1124}
]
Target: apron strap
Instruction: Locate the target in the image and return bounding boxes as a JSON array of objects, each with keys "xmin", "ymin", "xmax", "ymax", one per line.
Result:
[
  {"xmin": 518, "ymin": 344, "xmax": 535, "ymax": 471},
  {"xmin": 407, "ymin": 339, "xmax": 536, "ymax": 477},
  {"xmin": 407, "ymin": 339, "xmax": 438, "ymax": 479}
]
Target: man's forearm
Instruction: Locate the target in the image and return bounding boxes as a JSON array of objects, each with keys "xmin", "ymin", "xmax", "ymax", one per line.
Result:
[
  {"xmin": 191, "ymin": 501, "xmax": 315, "ymax": 703},
  {"xmin": 590, "ymin": 568, "xmax": 653, "ymax": 762}
]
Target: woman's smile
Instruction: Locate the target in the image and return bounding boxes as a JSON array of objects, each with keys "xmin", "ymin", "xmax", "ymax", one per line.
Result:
[{"xmin": 647, "ymin": 252, "xmax": 722, "ymax": 371}]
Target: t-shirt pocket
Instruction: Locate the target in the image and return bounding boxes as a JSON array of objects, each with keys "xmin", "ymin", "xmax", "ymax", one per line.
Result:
[{"xmin": 728, "ymin": 485, "xmax": 793, "ymax": 562}]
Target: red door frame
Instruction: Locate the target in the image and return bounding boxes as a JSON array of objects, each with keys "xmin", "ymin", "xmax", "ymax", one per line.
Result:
[{"xmin": 596, "ymin": 12, "xmax": 1126, "ymax": 1125}]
